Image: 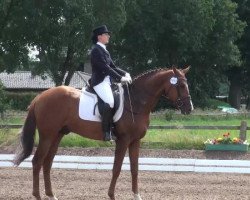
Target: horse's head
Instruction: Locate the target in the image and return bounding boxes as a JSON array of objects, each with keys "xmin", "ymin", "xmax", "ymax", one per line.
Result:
[{"xmin": 163, "ymin": 66, "xmax": 193, "ymax": 115}]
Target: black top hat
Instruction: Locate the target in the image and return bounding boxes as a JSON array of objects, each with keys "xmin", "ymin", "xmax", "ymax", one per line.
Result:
[{"xmin": 92, "ymin": 25, "xmax": 111, "ymax": 36}]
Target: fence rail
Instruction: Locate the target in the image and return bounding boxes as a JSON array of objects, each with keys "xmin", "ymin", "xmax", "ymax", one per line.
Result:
[
  {"xmin": 0, "ymin": 124, "xmax": 23, "ymax": 129},
  {"xmin": 1, "ymin": 121, "xmax": 249, "ymax": 140},
  {"xmin": 149, "ymin": 121, "xmax": 249, "ymax": 141},
  {"xmin": 149, "ymin": 125, "xmax": 250, "ymax": 130}
]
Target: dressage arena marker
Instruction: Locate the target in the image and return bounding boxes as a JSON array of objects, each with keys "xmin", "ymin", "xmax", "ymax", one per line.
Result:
[{"xmin": 1, "ymin": 154, "xmax": 250, "ymax": 174}]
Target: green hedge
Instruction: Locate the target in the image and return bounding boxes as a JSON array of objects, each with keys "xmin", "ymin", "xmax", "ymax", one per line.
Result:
[
  {"xmin": 0, "ymin": 82, "xmax": 7, "ymax": 114},
  {"xmin": 5, "ymin": 92, "xmax": 38, "ymax": 110}
]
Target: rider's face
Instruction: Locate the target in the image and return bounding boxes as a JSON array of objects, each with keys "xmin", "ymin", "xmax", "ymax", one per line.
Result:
[{"xmin": 98, "ymin": 33, "xmax": 110, "ymax": 45}]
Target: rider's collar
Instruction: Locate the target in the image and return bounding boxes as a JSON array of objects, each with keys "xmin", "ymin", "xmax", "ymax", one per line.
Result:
[{"xmin": 96, "ymin": 42, "xmax": 107, "ymax": 51}]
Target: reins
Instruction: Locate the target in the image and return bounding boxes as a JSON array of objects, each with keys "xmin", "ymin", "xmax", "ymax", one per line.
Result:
[
  {"xmin": 123, "ymin": 84, "xmax": 142, "ymax": 115},
  {"xmin": 125, "ymin": 83, "xmax": 135, "ymax": 122}
]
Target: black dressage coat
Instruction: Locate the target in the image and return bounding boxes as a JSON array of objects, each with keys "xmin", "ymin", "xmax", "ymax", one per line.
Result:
[{"xmin": 90, "ymin": 44, "xmax": 126, "ymax": 86}]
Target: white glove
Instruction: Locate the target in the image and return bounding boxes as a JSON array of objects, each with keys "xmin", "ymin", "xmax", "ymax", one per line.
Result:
[
  {"xmin": 125, "ymin": 73, "xmax": 131, "ymax": 79},
  {"xmin": 125, "ymin": 73, "xmax": 132, "ymax": 83},
  {"xmin": 121, "ymin": 76, "xmax": 132, "ymax": 84}
]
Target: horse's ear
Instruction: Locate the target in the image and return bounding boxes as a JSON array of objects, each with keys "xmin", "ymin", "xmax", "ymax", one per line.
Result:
[
  {"xmin": 182, "ymin": 66, "xmax": 191, "ymax": 74},
  {"xmin": 172, "ymin": 67, "xmax": 178, "ymax": 75}
]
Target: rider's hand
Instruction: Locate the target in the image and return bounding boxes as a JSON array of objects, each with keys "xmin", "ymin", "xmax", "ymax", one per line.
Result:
[
  {"xmin": 125, "ymin": 73, "xmax": 132, "ymax": 83},
  {"xmin": 125, "ymin": 73, "xmax": 131, "ymax": 79},
  {"xmin": 121, "ymin": 76, "xmax": 132, "ymax": 84}
]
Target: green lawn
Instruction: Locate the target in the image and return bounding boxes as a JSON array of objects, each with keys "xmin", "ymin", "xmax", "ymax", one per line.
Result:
[{"xmin": 142, "ymin": 113, "xmax": 250, "ymax": 149}]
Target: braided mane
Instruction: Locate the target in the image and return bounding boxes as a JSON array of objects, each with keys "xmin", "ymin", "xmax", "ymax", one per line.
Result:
[{"xmin": 133, "ymin": 67, "xmax": 170, "ymax": 81}]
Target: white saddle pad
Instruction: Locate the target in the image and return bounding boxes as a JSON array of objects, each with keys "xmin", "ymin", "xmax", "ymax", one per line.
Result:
[{"xmin": 78, "ymin": 84, "xmax": 124, "ymax": 122}]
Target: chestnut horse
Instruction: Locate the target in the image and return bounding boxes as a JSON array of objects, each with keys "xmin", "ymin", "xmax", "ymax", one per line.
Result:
[{"xmin": 14, "ymin": 67, "xmax": 193, "ymax": 200}]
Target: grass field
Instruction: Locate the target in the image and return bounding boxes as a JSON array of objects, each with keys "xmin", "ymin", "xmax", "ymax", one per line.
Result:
[
  {"xmin": 0, "ymin": 110, "xmax": 250, "ymax": 150},
  {"xmin": 143, "ymin": 112, "xmax": 250, "ymax": 149}
]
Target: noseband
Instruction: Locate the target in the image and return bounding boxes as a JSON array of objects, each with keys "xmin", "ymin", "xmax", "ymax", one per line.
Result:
[
  {"xmin": 176, "ymin": 95, "xmax": 191, "ymax": 109},
  {"xmin": 162, "ymin": 77, "xmax": 191, "ymax": 109}
]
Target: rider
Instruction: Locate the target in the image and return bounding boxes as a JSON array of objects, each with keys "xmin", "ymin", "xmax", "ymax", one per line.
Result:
[{"xmin": 90, "ymin": 25, "xmax": 132, "ymax": 141}]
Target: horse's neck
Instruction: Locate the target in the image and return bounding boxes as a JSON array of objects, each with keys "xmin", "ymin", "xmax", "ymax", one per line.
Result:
[{"xmin": 130, "ymin": 70, "xmax": 172, "ymax": 114}]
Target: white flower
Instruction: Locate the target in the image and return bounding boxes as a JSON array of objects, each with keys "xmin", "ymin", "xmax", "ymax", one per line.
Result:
[
  {"xmin": 243, "ymin": 140, "xmax": 249, "ymax": 145},
  {"xmin": 204, "ymin": 139, "xmax": 213, "ymax": 144}
]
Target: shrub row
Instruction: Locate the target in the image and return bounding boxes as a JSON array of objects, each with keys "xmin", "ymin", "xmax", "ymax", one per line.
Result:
[
  {"xmin": 5, "ymin": 91, "xmax": 38, "ymax": 111},
  {"xmin": 0, "ymin": 82, "xmax": 6, "ymax": 114}
]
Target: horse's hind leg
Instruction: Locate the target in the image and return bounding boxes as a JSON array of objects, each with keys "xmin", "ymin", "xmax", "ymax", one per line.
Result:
[
  {"xmin": 32, "ymin": 136, "xmax": 53, "ymax": 200},
  {"xmin": 43, "ymin": 133, "xmax": 64, "ymax": 199}
]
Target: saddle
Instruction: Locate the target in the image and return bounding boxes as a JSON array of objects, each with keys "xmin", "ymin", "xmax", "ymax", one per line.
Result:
[
  {"xmin": 78, "ymin": 79, "xmax": 124, "ymax": 123},
  {"xmin": 85, "ymin": 83, "xmax": 121, "ymax": 118}
]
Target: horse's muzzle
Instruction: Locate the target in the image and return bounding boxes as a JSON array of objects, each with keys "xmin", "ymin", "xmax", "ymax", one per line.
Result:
[{"xmin": 176, "ymin": 96, "xmax": 193, "ymax": 115}]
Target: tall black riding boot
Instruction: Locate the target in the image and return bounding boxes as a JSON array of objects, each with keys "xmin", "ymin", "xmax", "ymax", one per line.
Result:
[{"xmin": 102, "ymin": 103, "xmax": 116, "ymax": 141}]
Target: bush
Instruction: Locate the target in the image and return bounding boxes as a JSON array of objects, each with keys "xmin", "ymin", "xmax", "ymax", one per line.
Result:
[
  {"xmin": 0, "ymin": 82, "xmax": 7, "ymax": 114},
  {"xmin": 153, "ymin": 97, "xmax": 175, "ymax": 111},
  {"xmin": 204, "ymin": 98, "xmax": 230, "ymax": 109},
  {"xmin": 165, "ymin": 109, "xmax": 175, "ymax": 121},
  {"xmin": 5, "ymin": 91, "xmax": 38, "ymax": 110}
]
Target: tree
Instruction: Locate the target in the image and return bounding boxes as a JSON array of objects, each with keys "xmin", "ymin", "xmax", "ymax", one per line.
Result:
[
  {"xmin": 115, "ymin": 0, "xmax": 217, "ymax": 72},
  {"xmin": 92, "ymin": 0, "xmax": 126, "ymax": 31},
  {"xmin": 191, "ymin": 0, "xmax": 245, "ymax": 107},
  {"xmin": 0, "ymin": 0, "xmax": 29, "ymax": 73},
  {"xmin": 114, "ymin": 0, "xmax": 245, "ymax": 107},
  {"xmin": 24, "ymin": 0, "xmax": 127, "ymax": 86},
  {"xmin": 23, "ymin": 0, "xmax": 94, "ymax": 85},
  {"xmin": 227, "ymin": 67, "xmax": 243, "ymax": 108},
  {"xmin": 1, "ymin": 0, "xmax": 246, "ymax": 109},
  {"xmin": 0, "ymin": 0, "xmax": 127, "ymax": 86},
  {"xmin": 233, "ymin": 0, "xmax": 250, "ymax": 109}
]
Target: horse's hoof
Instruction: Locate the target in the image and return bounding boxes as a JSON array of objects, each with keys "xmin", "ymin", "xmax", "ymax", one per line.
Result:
[
  {"xmin": 108, "ymin": 192, "xmax": 115, "ymax": 200},
  {"xmin": 108, "ymin": 195, "xmax": 115, "ymax": 200},
  {"xmin": 134, "ymin": 193, "xmax": 142, "ymax": 200},
  {"xmin": 32, "ymin": 193, "xmax": 41, "ymax": 200},
  {"xmin": 47, "ymin": 196, "xmax": 58, "ymax": 200}
]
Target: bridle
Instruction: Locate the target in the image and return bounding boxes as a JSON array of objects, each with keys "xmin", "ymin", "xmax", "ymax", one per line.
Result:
[
  {"xmin": 162, "ymin": 76, "xmax": 191, "ymax": 110},
  {"xmin": 124, "ymin": 74, "xmax": 192, "ymax": 115}
]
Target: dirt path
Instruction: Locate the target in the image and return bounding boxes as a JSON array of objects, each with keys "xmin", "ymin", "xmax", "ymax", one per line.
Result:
[
  {"xmin": 1, "ymin": 168, "xmax": 250, "ymax": 200},
  {"xmin": 1, "ymin": 147, "xmax": 250, "ymax": 199}
]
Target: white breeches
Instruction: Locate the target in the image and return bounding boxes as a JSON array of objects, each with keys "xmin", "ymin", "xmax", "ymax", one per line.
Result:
[{"xmin": 93, "ymin": 76, "xmax": 114, "ymax": 108}]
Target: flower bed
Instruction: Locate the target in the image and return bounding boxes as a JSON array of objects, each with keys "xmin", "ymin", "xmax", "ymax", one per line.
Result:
[{"xmin": 204, "ymin": 132, "xmax": 249, "ymax": 152}]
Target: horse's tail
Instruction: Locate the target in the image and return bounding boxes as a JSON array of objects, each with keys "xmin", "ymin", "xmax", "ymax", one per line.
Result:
[{"xmin": 13, "ymin": 101, "xmax": 37, "ymax": 166}]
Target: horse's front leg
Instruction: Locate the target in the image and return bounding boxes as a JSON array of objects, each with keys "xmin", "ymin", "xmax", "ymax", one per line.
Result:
[
  {"xmin": 108, "ymin": 139, "xmax": 129, "ymax": 200},
  {"xmin": 129, "ymin": 139, "xmax": 142, "ymax": 200}
]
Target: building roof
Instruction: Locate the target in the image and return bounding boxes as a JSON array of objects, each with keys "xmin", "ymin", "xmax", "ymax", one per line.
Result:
[{"xmin": 0, "ymin": 71, "xmax": 90, "ymax": 90}]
